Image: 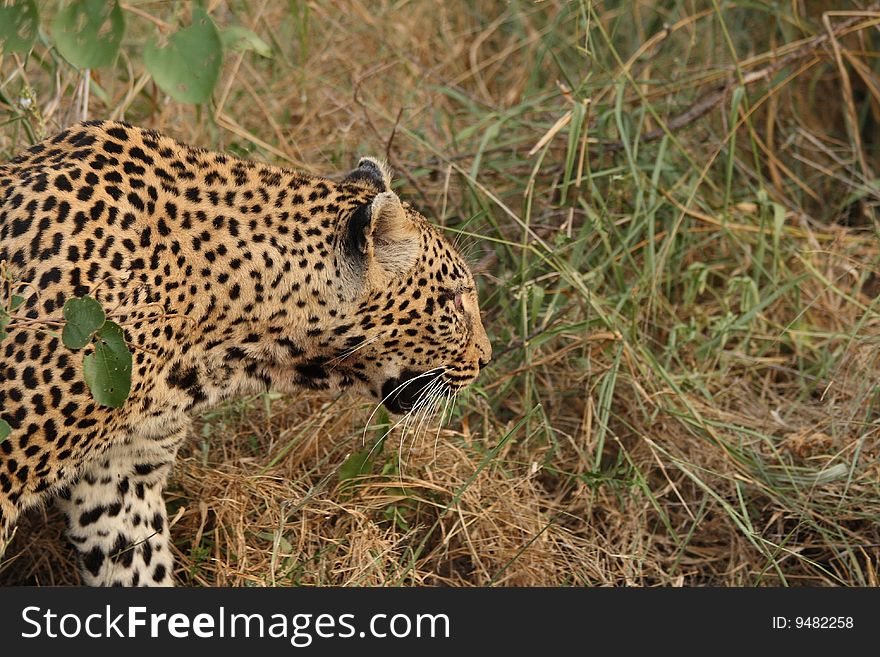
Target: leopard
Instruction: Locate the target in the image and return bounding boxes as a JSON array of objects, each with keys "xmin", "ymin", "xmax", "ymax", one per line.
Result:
[{"xmin": 0, "ymin": 120, "xmax": 491, "ymax": 586}]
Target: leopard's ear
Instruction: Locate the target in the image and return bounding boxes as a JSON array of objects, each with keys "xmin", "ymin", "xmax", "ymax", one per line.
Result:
[
  {"xmin": 342, "ymin": 156, "xmax": 392, "ymax": 192},
  {"xmin": 368, "ymin": 192, "xmax": 419, "ymax": 276},
  {"xmin": 371, "ymin": 191, "xmax": 415, "ymax": 243},
  {"xmin": 344, "ymin": 191, "xmax": 419, "ymax": 277}
]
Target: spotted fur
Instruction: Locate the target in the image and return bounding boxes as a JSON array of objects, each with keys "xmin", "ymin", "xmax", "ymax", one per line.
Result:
[{"xmin": 0, "ymin": 121, "xmax": 491, "ymax": 586}]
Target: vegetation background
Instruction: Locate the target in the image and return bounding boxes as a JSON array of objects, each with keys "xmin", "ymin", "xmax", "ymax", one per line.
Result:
[{"xmin": 1, "ymin": 0, "xmax": 879, "ymax": 586}]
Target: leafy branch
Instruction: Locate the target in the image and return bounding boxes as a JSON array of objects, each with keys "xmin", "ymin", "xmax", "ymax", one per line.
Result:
[{"xmin": 0, "ymin": 0, "xmax": 271, "ymax": 106}]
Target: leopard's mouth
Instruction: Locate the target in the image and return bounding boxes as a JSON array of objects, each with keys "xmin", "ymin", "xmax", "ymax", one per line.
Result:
[{"xmin": 380, "ymin": 368, "xmax": 446, "ymax": 414}]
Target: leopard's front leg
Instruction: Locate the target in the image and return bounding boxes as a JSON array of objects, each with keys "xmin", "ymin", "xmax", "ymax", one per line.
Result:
[{"xmin": 57, "ymin": 428, "xmax": 187, "ymax": 587}]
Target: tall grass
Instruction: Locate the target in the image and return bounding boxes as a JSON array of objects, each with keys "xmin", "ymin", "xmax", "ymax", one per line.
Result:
[{"xmin": 2, "ymin": 0, "xmax": 879, "ymax": 586}]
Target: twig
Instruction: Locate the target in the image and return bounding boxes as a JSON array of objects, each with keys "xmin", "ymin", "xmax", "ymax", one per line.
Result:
[{"xmin": 352, "ymin": 69, "xmax": 437, "ymax": 215}]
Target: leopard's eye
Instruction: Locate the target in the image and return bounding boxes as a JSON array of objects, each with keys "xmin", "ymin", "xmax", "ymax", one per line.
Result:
[{"xmin": 439, "ymin": 288, "xmax": 463, "ymax": 310}]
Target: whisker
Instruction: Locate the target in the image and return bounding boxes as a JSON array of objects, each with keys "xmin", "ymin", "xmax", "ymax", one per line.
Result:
[
  {"xmin": 398, "ymin": 405, "xmax": 417, "ymax": 477},
  {"xmin": 361, "ymin": 367, "xmax": 448, "ymax": 446},
  {"xmin": 406, "ymin": 381, "xmax": 441, "ymax": 456},
  {"xmin": 418, "ymin": 378, "xmax": 446, "ymax": 440},
  {"xmin": 365, "ymin": 377, "xmax": 441, "ymax": 459},
  {"xmin": 397, "ymin": 374, "xmax": 447, "ymax": 476},
  {"xmin": 358, "ymin": 371, "xmax": 440, "ymax": 478},
  {"xmin": 408, "ymin": 390, "xmax": 442, "ymax": 464},
  {"xmin": 359, "ymin": 394, "xmax": 426, "ymax": 477},
  {"xmin": 433, "ymin": 388, "xmax": 453, "ymax": 462},
  {"xmin": 326, "ymin": 334, "xmax": 382, "ymax": 368},
  {"xmin": 397, "ymin": 379, "xmax": 442, "ymax": 476}
]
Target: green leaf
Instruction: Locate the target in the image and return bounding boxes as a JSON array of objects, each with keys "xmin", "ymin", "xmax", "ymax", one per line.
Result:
[
  {"xmin": 220, "ymin": 25, "xmax": 272, "ymax": 58},
  {"xmin": 254, "ymin": 531, "xmax": 293, "ymax": 554},
  {"xmin": 143, "ymin": 8, "xmax": 223, "ymax": 104},
  {"xmin": 0, "ymin": 308, "xmax": 9, "ymax": 342},
  {"xmin": 83, "ymin": 320, "xmax": 132, "ymax": 408},
  {"xmin": 62, "ymin": 295, "xmax": 105, "ymax": 350},
  {"xmin": 339, "ymin": 411, "xmax": 389, "ymax": 483},
  {"xmin": 0, "ymin": 419, "xmax": 10, "ymax": 442},
  {"xmin": 0, "ymin": 0, "xmax": 38, "ymax": 54},
  {"xmin": 339, "ymin": 447, "xmax": 376, "ymax": 482},
  {"xmin": 52, "ymin": 0, "xmax": 125, "ymax": 69},
  {"xmin": 10, "ymin": 295, "xmax": 25, "ymax": 310}
]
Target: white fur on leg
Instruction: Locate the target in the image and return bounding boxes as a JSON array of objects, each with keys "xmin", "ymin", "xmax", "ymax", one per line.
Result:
[{"xmin": 58, "ymin": 433, "xmax": 184, "ymax": 586}]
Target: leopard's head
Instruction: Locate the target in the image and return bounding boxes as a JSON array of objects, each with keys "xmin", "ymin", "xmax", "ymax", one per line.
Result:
[{"xmin": 327, "ymin": 157, "xmax": 492, "ymax": 413}]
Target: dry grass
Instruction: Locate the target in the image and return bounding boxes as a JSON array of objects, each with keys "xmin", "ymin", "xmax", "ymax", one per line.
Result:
[{"xmin": 2, "ymin": 0, "xmax": 880, "ymax": 586}]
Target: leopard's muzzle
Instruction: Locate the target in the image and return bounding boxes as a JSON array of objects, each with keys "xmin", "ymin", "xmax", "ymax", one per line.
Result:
[{"xmin": 380, "ymin": 369, "xmax": 446, "ymax": 414}]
